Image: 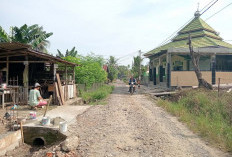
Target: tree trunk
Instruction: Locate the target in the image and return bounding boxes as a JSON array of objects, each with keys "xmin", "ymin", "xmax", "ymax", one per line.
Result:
[{"xmin": 187, "ymin": 35, "xmax": 213, "ymax": 90}]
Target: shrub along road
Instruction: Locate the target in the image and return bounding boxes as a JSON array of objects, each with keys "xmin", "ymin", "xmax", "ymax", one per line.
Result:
[{"xmin": 74, "ymin": 80, "xmax": 229, "ymax": 157}]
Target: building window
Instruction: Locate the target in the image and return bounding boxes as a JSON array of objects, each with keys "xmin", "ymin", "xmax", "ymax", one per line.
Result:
[
  {"xmin": 216, "ymin": 55, "xmax": 232, "ymax": 71},
  {"xmin": 173, "ymin": 61, "xmax": 183, "ymax": 71}
]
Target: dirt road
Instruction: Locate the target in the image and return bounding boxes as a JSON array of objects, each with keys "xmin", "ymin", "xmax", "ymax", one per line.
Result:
[
  {"xmin": 74, "ymin": 80, "xmax": 229, "ymax": 157},
  {"xmin": 3, "ymin": 80, "xmax": 230, "ymax": 157}
]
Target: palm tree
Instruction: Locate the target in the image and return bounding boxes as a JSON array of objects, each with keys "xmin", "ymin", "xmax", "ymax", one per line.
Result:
[
  {"xmin": 56, "ymin": 47, "xmax": 78, "ymax": 57},
  {"xmin": 0, "ymin": 24, "xmax": 53, "ymax": 53}
]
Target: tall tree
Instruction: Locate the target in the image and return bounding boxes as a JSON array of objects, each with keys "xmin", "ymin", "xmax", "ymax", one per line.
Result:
[
  {"xmin": 57, "ymin": 47, "xmax": 78, "ymax": 57},
  {"xmin": 187, "ymin": 35, "xmax": 212, "ymax": 89},
  {"xmin": 107, "ymin": 56, "xmax": 118, "ymax": 82},
  {"xmin": 118, "ymin": 65, "xmax": 129, "ymax": 79},
  {"xmin": 132, "ymin": 55, "xmax": 143, "ymax": 79},
  {"xmin": 0, "ymin": 24, "xmax": 53, "ymax": 53}
]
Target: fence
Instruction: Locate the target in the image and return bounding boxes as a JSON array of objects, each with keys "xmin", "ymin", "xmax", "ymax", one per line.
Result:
[
  {"xmin": 217, "ymin": 77, "xmax": 232, "ymax": 97},
  {"xmin": 77, "ymin": 82, "xmax": 104, "ymax": 92}
]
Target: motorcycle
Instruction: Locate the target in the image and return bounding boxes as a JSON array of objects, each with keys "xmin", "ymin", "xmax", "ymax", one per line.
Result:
[{"xmin": 129, "ymin": 82, "xmax": 136, "ymax": 95}]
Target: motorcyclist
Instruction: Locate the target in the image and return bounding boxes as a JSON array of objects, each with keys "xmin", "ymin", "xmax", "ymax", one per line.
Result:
[{"xmin": 128, "ymin": 76, "xmax": 136, "ymax": 92}]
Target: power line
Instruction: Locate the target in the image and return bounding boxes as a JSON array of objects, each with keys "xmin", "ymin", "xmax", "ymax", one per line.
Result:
[
  {"xmin": 205, "ymin": 2, "xmax": 232, "ymax": 21},
  {"xmin": 158, "ymin": 17, "xmax": 195, "ymax": 47},
  {"xmin": 117, "ymin": 51, "xmax": 138, "ymax": 61},
  {"xmin": 200, "ymin": 0, "xmax": 218, "ymax": 16},
  {"xmin": 200, "ymin": 0, "xmax": 216, "ymax": 12},
  {"xmin": 147, "ymin": 0, "xmax": 219, "ymax": 55}
]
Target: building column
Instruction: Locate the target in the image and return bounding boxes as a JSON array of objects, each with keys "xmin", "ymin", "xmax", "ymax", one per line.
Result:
[
  {"xmin": 149, "ymin": 61, "xmax": 153, "ymax": 82},
  {"xmin": 53, "ymin": 64, "xmax": 58, "ymax": 81},
  {"xmin": 211, "ymin": 54, "xmax": 216, "ymax": 85},
  {"xmin": 166, "ymin": 53, "xmax": 171, "ymax": 88},
  {"xmin": 23, "ymin": 56, "xmax": 29, "ymax": 105},
  {"xmin": 157, "ymin": 57, "xmax": 162, "ymax": 83},
  {"xmin": 153, "ymin": 66, "xmax": 156, "ymax": 85}
]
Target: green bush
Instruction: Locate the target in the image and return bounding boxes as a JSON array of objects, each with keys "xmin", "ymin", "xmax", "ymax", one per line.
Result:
[
  {"xmin": 63, "ymin": 55, "xmax": 107, "ymax": 88},
  {"xmin": 157, "ymin": 89, "xmax": 232, "ymax": 152},
  {"xmin": 81, "ymin": 85, "xmax": 114, "ymax": 104}
]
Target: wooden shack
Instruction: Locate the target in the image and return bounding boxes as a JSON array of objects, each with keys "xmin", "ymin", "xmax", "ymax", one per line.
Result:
[{"xmin": 0, "ymin": 42, "xmax": 76, "ymax": 107}]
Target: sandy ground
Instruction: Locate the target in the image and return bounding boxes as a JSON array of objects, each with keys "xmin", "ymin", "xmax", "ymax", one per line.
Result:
[{"xmin": 2, "ymin": 80, "xmax": 231, "ymax": 157}]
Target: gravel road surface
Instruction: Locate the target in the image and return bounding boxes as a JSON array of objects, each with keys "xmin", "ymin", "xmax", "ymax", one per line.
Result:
[{"xmin": 73, "ymin": 80, "xmax": 230, "ymax": 157}]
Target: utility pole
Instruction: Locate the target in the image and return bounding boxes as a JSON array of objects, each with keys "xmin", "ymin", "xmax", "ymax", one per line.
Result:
[{"xmin": 139, "ymin": 50, "xmax": 142, "ymax": 80}]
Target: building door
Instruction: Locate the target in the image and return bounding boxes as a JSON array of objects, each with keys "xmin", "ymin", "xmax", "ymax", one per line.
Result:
[{"xmin": 153, "ymin": 68, "xmax": 156, "ymax": 85}]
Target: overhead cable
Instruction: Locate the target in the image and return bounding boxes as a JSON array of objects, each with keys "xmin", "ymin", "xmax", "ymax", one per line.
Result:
[
  {"xmin": 200, "ymin": 0, "xmax": 218, "ymax": 16},
  {"xmin": 200, "ymin": 0, "xmax": 217, "ymax": 12},
  {"xmin": 205, "ymin": 2, "xmax": 232, "ymax": 21}
]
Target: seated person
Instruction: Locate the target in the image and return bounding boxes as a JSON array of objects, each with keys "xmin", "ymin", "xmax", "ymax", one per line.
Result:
[{"xmin": 29, "ymin": 83, "xmax": 47, "ymax": 109}]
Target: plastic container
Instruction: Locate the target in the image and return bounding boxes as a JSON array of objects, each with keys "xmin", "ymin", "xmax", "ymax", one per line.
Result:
[
  {"xmin": 41, "ymin": 117, "xmax": 50, "ymax": 125},
  {"xmin": 29, "ymin": 112, "xmax": 36, "ymax": 119},
  {"xmin": 59, "ymin": 121, "xmax": 67, "ymax": 133}
]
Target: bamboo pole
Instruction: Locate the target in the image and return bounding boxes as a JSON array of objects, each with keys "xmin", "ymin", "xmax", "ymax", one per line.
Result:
[{"xmin": 20, "ymin": 121, "xmax": 24, "ymax": 144}]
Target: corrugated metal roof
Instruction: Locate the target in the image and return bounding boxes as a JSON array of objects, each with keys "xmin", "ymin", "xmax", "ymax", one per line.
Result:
[{"xmin": 0, "ymin": 42, "xmax": 76, "ymax": 66}]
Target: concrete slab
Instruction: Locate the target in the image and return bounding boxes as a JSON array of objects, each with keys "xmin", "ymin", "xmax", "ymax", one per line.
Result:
[{"xmin": 24, "ymin": 105, "xmax": 90, "ymax": 127}]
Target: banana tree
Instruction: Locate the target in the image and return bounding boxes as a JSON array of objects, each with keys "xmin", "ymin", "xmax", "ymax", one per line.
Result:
[
  {"xmin": 0, "ymin": 24, "xmax": 53, "ymax": 53},
  {"xmin": 57, "ymin": 47, "xmax": 78, "ymax": 57},
  {"xmin": 0, "ymin": 26, "xmax": 10, "ymax": 42}
]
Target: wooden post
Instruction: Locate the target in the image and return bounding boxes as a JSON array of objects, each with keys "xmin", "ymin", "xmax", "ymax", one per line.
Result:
[
  {"xmin": 23, "ymin": 56, "xmax": 29, "ymax": 105},
  {"xmin": 218, "ymin": 78, "xmax": 220, "ymax": 97},
  {"xmin": 73, "ymin": 66, "xmax": 76, "ymax": 98},
  {"xmin": 2, "ymin": 92, "xmax": 4, "ymax": 109},
  {"xmin": 53, "ymin": 64, "xmax": 58, "ymax": 104},
  {"xmin": 73, "ymin": 66, "xmax": 75, "ymax": 84},
  {"xmin": 53, "ymin": 64, "xmax": 58, "ymax": 81},
  {"xmin": 6, "ymin": 57, "xmax": 9, "ymax": 85},
  {"xmin": 65, "ymin": 64, "xmax": 68, "ymax": 85},
  {"xmin": 20, "ymin": 121, "xmax": 24, "ymax": 144}
]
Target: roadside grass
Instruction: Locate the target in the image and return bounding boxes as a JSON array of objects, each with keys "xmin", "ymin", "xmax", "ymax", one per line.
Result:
[
  {"xmin": 157, "ymin": 89, "xmax": 232, "ymax": 152},
  {"xmin": 80, "ymin": 85, "xmax": 114, "ymax": 104}
]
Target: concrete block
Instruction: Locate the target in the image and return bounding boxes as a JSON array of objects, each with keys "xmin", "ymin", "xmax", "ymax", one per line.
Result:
[{"xmin": 0, "ymin": 130, "xmax": 22, "ymax": 156}]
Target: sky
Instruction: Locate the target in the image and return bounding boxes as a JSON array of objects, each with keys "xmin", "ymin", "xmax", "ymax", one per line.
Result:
[{"xmin": 1, "ymin": 0, "xmax": 232, "ymax": 65}]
